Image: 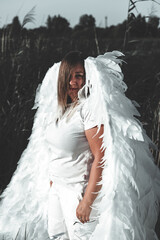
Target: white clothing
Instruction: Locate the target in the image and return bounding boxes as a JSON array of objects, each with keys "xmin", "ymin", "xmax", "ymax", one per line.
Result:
[
  {"xmin": 45, "ymin": 100, "xmax": 101, "ymax": 239},
  {"xmin": 45, "ymin": 101, "xmax": 99, "ymax": 184},
  {"xmin": 48, "ymin": 179, "xmax": 99, "ymax": 240},
  {"xmin": 0, "ymin": 52, "xmax": 159, "ymax": 240}
]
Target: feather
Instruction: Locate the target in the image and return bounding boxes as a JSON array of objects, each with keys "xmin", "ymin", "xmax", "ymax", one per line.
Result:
[{"xmin": 0, "ymin": 52, "xmax": 160, "ymax": 240}]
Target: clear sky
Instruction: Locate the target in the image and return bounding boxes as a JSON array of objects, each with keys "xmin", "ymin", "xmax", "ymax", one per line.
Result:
[{"xmin": 0, "ymin": 0, "xmax": 160, "ymax": 29}]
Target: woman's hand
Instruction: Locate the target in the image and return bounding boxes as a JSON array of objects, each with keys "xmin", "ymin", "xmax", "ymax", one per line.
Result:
[
  {"xmin": 76, "ymin": 198, "xmax": 92, "ymax": 223},
  {"xmin": 76, "ymin": 125, "xmax": 104, "ymax": 224}
]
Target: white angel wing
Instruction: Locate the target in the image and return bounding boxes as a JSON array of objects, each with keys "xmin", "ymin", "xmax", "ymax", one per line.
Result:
[
  {"xmin": 0, "ymin": 51, "xmax": 159, "ymax": 240},
  {"xmin": 0, "ymin": 62, "xmax": 60, "ymax": 240},
  {"xmin": 84, "ymin": 51, "xmax": 160, "ymax": 240}
]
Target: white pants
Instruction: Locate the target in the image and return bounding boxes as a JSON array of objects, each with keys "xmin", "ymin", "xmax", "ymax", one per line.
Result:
[{"xmin": 47, "ymin": 180, "xmax": 99, "ymax": 240}]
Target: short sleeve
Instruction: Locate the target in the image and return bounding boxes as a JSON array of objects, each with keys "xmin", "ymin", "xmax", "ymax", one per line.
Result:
[{"xmin": 80, "ymin": 100, "xmax": 99, "ymax": 130}]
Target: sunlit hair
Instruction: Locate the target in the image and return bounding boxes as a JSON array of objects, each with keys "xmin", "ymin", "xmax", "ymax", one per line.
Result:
[{"xmin": 57, "ymin": 51, "xmax": 85, "ymax": 119}]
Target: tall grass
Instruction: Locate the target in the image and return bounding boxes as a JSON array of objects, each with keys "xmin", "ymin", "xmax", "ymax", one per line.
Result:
[
  {"xmin": 0, "ymin": 14, "xmax": 160, "ymax": 240},
  {"xmin": 0, "ymin": 21, "xmax": 160, "ymax": 191},
  {"xmin": 123, "ymin": 0, "xmax": 160, "ymax": 50},
  {"xmin": 152, "ymin": 100, "xmax": 160, "ymax": 166}
]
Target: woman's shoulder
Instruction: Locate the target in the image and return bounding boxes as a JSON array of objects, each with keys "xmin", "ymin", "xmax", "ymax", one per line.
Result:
[
  {"xmin": 78, "ymin": 98, "xmax": 101, "ymax": 130},
  {"xmin": 79, "ymin": 98, "xmax": 90, "ymax": 115}
]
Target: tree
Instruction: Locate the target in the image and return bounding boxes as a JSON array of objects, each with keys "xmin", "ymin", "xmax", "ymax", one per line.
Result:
[
  {"xmin": 129, "ymin": 14, "xmax": 147, "ymax": 38},
  {"xmin": 46, "ymin": 15, "xmax": 52, "ymax": 30},
  {"xmin": 46, "ymin": 15, "xmax": 70, "ymax": 35},
  {"xmin": 147, "ymin": 16, "xmax": 159, "ymax": 37},
  {"xmin": 11, "ymin": 16, "xmax": 21, "ymax": 36},
  {"xmin": 79, "ymin": 14, "xmax": 96, "ymax": 28}
]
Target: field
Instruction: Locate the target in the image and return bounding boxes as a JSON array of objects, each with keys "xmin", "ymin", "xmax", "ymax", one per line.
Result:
[
  {"xmin": 0, "ymin": 10, "xmax": 160, "ymax": 239},
  {"xmin": 0, "ymin": 27, "xmax": 160, "ymax": 190}
]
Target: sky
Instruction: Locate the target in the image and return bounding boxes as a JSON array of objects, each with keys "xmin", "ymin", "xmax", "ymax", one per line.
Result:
[{"xmin": 0, "ymin": 0, "xmax": 160, "ymax": 29}]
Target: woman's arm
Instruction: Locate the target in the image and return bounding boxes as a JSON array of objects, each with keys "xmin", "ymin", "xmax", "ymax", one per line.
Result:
[{"xmin": 76, "ymin": 125, "xmax": 104, "ymax": 223}]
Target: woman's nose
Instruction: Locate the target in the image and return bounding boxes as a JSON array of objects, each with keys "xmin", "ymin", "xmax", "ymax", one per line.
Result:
[{"xmin": 70, "ymin": 77, "xmax": 77, "ymax": 85}]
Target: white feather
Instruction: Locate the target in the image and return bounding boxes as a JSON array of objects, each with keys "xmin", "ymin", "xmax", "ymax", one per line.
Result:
[{"xmin": 0, "ymin": 52, "xmax": 159, "ymax": 240}]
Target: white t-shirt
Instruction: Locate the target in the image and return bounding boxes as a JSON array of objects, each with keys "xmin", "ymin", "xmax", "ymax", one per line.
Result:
[{"xmin": 45, "ymin": 100, "xmax": 98, "ymax": 184}]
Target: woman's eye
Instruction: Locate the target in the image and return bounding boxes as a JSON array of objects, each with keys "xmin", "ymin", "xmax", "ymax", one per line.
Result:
[{"xmin": 76, "ymin": 75, "xmax": 83, "ymax": 79}]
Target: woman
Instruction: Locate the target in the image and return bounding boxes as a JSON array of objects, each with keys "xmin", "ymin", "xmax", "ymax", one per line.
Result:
[
  {"xmin": 0, "ymin": 51, "xmax": 159, "ymax": 240},
  {"xmin": 46, "ymin": 51, "xmax": 104, "ymax": 239}
]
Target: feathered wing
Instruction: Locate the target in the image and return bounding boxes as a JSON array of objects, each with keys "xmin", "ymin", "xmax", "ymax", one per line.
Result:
[
  {"xmin": 84, "ymin": 52, "xmax": 160, "ymax": 240},
  {"xmin": 0, "ymin": 62, "xmax": 60, "ymax": 240},
  {"xmin": 0, "ymin": 52, "xmax": 160, "ymax": 240}
]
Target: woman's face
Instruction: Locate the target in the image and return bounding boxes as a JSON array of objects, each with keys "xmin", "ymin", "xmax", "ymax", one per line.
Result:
[{"xmin": 68, "ymin": 63, "xmax": 85, "ymax": 102}]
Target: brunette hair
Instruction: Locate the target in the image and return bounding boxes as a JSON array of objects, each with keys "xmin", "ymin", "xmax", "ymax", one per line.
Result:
[{"xmin": 57, "ymin": 51, "xmax": 85, "ymax": 117}]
